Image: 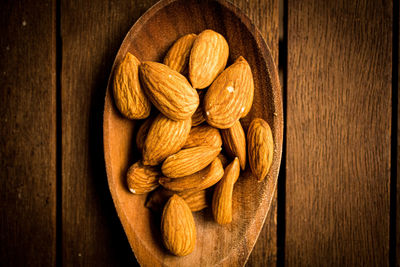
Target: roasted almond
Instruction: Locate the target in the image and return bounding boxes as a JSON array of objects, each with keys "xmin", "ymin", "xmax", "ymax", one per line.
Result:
[
  {"xmin": 159, "ymin": 157, "xmax": 224, "ymax": 192},
  {"xmin": 146, "ymin": 188, "xmax": 207, "ymax": 212},
  {"xmin": 162, "ymin": 146, "xmax": 221, "ymax": 178},
  {"xmin": 179, "ymin": 190, "xmax": 208, "ymax": 212},
  {"xmin": 136, "ymin": 116, "xmax": 154, "ymax": 153},
  {"xmin": 183, "ymin": 124, "xmax": 222, "ymax": 149},
  {"xmin": 164, "ymin": 33, "xmax": 197, "ymax": 74},
  {"xmin": 221, "ymin": 120, "xmax": 246, "ymax": 170},
  {"xmin": 189, "ymin": 29, "xmax": 229, "ymax": 89},
  {"xmin": 127, "ymin": 161, "xmax": 159, "ymax": 194},
  {"xmin": 204, "ymin": 56, "xmax": 253, "ymax": 129},
  {"xmin": 161, "ymin": 195, "xmax": 196, "ymax": 256},
  {"xmin": 139, "ymin": 61, "xmax": 199, "ymax": 121},
  {"xmin": 113, "ymin": 53, "xmax": 151, "ymax": 119},
  {"xmin": 143, "ymin": 113, "xmax": 191, "ymax": 166},
  {"xmin": 212, "ymin": 158, "xmax": 240, "ymax": 224}
]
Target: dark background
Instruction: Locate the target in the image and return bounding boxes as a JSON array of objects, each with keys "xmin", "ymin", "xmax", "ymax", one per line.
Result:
[{"xmin": 0, "ymin": 0, "xmax": 398, "ymax": 266}]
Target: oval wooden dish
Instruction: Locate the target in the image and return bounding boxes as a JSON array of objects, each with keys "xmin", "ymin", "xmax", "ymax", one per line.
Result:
[{"xmin": 103, "ymin": 0, "xmax": 283, "ymax": 266}]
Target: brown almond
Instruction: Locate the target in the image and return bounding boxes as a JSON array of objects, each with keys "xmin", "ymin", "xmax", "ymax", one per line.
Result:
[
  {"xmin": 143, "ymin": 113, "xmax": 191, "ymax": 166},
  {"xmin": 247, "ymin": 118, "xmax": 274, "ymax": 181},
  {"xmin": 179, "ymin": 190, "xmax": 208, "ymax": 212},
  {"xmin": 113, "ymin": 53, "xmax": 151, "ymax": 119},
  {"xmin": 212, "ymin": 158, "xmax": 240, "ymax": 224},
  {"xmin": 159, "ymin": 157, "xmax": 224, "ymax": 192},
  {"xmin": 183, "ymin": 124, "xmax": 222, "ymax": 149},
  {"xmin": 191, "ymin": 90, "xmax": 206, "ymax": 126},
  {"xmin": 162, "ymin": 146, "xmax": 221, "ymax": 178},
  {"xmin": 204, "ymin": 56, "xmax": 253, "ymax": 129},
  {"xmin": 189, "ymin": 30, "xmax": 229, "ymax": 89},
  {"xmin": 161, "ymin": 195, "xmax": 196, "ymax": 256},
  {"xmin": 146, "ymin": 188, "xmax": 207, "ymax": 212},
  {"xmin": 164, "ymin": 33, "xmax": 197, "ymax": 74},
  {"xmin": 136, "ymin": 116, "xmax": 154, "ymax": 153},
  {"xmin": 139, "ymin": 61, "xmax": 199, "ymax": 121},
  {"xmin": 127, "ymin": 161, "xmax": 159, "ymax": 194},
  {"xmin": 221, "ymin": 120, "xmax": 246, "ymax": 170}
]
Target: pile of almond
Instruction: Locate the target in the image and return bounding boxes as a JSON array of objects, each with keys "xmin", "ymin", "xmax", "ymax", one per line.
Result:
[{"xmin": 113, "ymin": 29, "xmax": 274, "ymax": 256}]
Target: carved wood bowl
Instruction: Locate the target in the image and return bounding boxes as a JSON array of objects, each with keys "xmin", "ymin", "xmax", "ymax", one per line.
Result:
[{"xmin": 103, "ymin": 0, "xmax": 283, "ymax": 265}]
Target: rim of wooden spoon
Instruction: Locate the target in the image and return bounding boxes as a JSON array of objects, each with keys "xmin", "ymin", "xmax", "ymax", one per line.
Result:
[{"xmin": 103, "ymin": 0, "xmax": 283, "ymax": 265}]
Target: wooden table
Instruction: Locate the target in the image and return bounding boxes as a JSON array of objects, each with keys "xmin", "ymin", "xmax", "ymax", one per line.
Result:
[{"xmin": 0, "ymin": 0, "xmax": 397, "ymax": 266}]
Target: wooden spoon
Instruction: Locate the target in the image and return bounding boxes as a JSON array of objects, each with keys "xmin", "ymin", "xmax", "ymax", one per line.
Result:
[{"xmin": 103, "ymin": 0, "xmax": 283, "ymax": 265}]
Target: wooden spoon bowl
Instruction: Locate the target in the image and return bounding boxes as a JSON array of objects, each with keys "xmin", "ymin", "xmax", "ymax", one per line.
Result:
[{"xmin": 103, "ymin": 0, "xmax": 283, "ymax": 265}]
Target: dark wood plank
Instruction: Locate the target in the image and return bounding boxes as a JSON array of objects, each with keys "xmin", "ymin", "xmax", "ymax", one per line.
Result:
[
  {"xmin": 228, "ymin": 0, "xmax": 279, "ymax": 266},
  {"xmin": 396, "ymin": 0, "xmax": 400, "ymax": 264},
  {"xmin": 0, "ymin": 0, "xmax": 56, "ymax": 266},
  {"xmin": 60, "ymin": 0, "xmax": 157, "ymax": 266},
  {"xmin": 286, "ymin": 0, "xmax": 392, "ymax": 266}
]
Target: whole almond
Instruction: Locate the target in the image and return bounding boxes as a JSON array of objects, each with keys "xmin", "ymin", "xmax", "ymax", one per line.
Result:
[
  {"xmin": 143, "ymin": 114, "xmax": 191, "ymax": 166},
  {"xmin": 159, "ymin": 157, "xmax": 224, "ymax": 192},
  {"xmin": 146, "ymin": 188, "xmax": 207, "ymax": 212},
  {"xmin": 183, "ymin": 124, "xmax": 222, "ymax": 149},
  {"xmin": 164, "ymin": 33, "xmax": 197, "ymax": 74},
  {"xmin": 204, "ymin": 56, "xmax": 253, "ymax": 129},
  {"xmin": 179, "ymin": 190, "xmax": 208, "ymax": 212},
  {"xmin": 221, "ymin": 120, "xmax": 246, "ymax": 170},
  {"xmin": 113, "ymin": 53, "xmax": 151, "ymax": 119},
  {"xmin": 162, "ymin": 146, "xmax": 221, "ymax": 178},
  {"xmin": 139, "ymin": 61, "xmax": 199, "ymax": 121},
  {"xmin": 161, "ymin": 194, "xmax": 196, "ymax": 256},
  {"xmin": 191, "ymin": 90, "xmax": 206, "ymax": 126},
  {"xmin": 212, "ymin": 158, "xmax": 240, "ymax": 224},
  {"xmin": 127, "ymin": 161, "xmax": 159, "ymax": 194},
  {"xmin": 189, "ymin": 29, "xmax": 229, "ymax": 89},
  {"xmin": 247, "ymin": 118, "xmax": 274, "ymax": 182},
  {"xmin": 136, "ymin": 116, "xmax": 154, "ymax": 153}
]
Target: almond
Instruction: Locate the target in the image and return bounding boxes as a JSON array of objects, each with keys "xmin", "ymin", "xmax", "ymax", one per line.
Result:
[
  {"xmin": 247, "ymin": 118, "xmax": 274, "ymax": 182},
  {"xmin": 183, "ymin": 124, "xmax": 222, "ymax": 149},
  {"xmin": 221, "ymin": 120, "xmax": 246, "ymax": 170},
  {"xmin": 164, "ymin": 33, "xmax": 197, "ymax": 74},
  {"xmin": 143, "ymin": 113, "xmax": 191, "ymax": 166},
  {"xmin": 189, "ymin": 29, "xmax": 229, "ymax": 89},
  {"xmin": 191, "ymin": 90, "xmax": 206, "ymax": 126},
  {"xmin": 146, "ymin": 188, "xmax": 207, "ymax": 212},
  {"xmin": 162, "ymin": 146, "xmax": 221, "ymax": 178},
  {"xmin": 179, "ymin": 190, "xmax": 208, "ymax": 212},
  {"xmin": 204, "ymin": 56, "xmax": 253, "ymax": 129},
  {"xmin": 139, "ymin": 61, "xmax": 199, "ymax": 121},
  {"xmin": 127, "ymin": 161, "xmax": 159, "ymax": 194},
  {"xmin": 159, "ymin": 157, "xmax": 224, "ymax": 192},
  {"xmin": 136, "ymin": 116, "xmax": 154, "ymax": 153},
  {"xmin": 113, "ymin": 53, "xmax": 151, "ymax": 119},
  {"xmin": 241, "ymin": 67, "xmax": 254, "ymax": 118},
  {"xmin": 161, "ymin": 194, "xmax": 196, "ymax": 256},
  {"xmin": 212, "ymin": 158, "xmax": 240, "ymax": 224}
]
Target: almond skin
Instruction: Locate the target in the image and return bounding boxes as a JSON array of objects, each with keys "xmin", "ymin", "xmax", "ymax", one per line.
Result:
[
  {"xmin": 221, "ymin": 120, "xmax": 246, "ymax": 170},
  {"xmin": 164, "ymin": 33, "xmax": 197, "ymax": 74},
  {"xmin": 191, "ymin": 90, "xmax": 206, "ymax": 126},
  {"xmin": 143, "ymin": 114, "xmax": 191, "ymax": 166},
  {"xmin": 159, "ymin": 157, "xmax": 224, "ymax": 192},
  {"xmin": 146, "ymin": 188, "xmax": 207, "ymax": 212},
  {"xmin": 247, "ymin": 118, "xmax": 274, "ymax": 182},
  {"xmin": 127, "ymin": 161, "xmax": 159, "ymax": 194},
  {"xmin": 113, "ymin": 53, "xmax": 151, "ymax": 119},
  {"xmin": 183, "ymin": 124, "xmax": 222, "ymax": 149},
  {"xmin": 162, "ymin": 146, "xmax": 221, "ymax": 178},
  {"xmin": 212, "ymin": 158, "xmax": 240, "ymax": 224},
  {"xmin": 136, "ymin": 116, "xmax": 154, "ymax": 153},
  {"xmin": 179, "ymin": 190, "xmax": 208, "ymax": 212},
  {"xmin": 204, "ymin": 56, "xmax": 253, "ymax": 129},
  {"xmin": 189, "ymin": 29, "xmax": 229, "ymax": 89},
  {"xmin": 139, "ymin": 61, "xmax": 199, "ymax": 121},
  {"xmin": 161, "ymin": 194, "xmax": 196, "ymax": 256}
]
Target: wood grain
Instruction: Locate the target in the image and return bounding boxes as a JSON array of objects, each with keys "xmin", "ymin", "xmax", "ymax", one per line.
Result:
[
  {"xmin": 60, "ymin": 0, "xmax": 157, "ymax": 266},
  {"xmin": 0, "ymin": 0, "xmax": 56, "ymax": 266},
  {"xmin": 286, "ymin": 0, "xmax": 392, "ymax": 266}
]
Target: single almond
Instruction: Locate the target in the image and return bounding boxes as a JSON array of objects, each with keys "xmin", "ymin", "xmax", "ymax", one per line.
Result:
[
  {"xmin": 162, "ymin": 146, "xmax": 221, "ymax": 178},
  {"xmin": 146, "ymin": 188, "xmax": 207, "ymax": 212},
  {"xmin": 143, "ymin": 113, "xmax": 191, "ymax": 166},
  {"xmin": 247, "ymin": 118, "xmax": 274, "ymax": 181},
  {"xmin": 139, "ymin": 61, "xmax": 199, "ymax": 121},
  {"xmin": 189, "ymin": 29, "xmax": 229, "ymax": 89},
  {"xmin": 204, "ymin": 56, "xmax": 253, "ymax": 129},
  {"xmin": 221, "ymin": 120, "xmax": 246, "ymax": 170},
  {"xmin": 127, "ymin": 161, "xmax": 159, "ymax": 194},
  {"xmin": 113, "ymin": 53, "xmax": 151, "ymax": 119},
  {"xmin": 161, "ymin": 194, "xmax": 196, "ymax": 256},
  {"xmin": 179, "ymin": 190, "xmax": 208, "ymax": 212},
  {"xmin": 159, "ymin": 157, "xmax": 224, "ymax": 192},
  {"xmin": 191, "ymin": 90, "xmax": 206, "ymax": 126},
  {"xmin": 183, "ymin": 124, "xmax": 222, "ymax": 149},
  {"xmin": 164, "ymin": 33, "xmax": 197, "ymax": 74},
  {"xmin": 136, "ymin": 116, "xmax": 154, "ymax": 153},
  {"xmin": 212, "ymin": 158, "xmax": 240, "ymax": 224}
]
